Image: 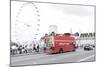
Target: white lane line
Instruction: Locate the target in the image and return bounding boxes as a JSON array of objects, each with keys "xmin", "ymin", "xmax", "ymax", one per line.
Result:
[
  {"xmin": 11, "ymin": 54, "xmax": 47, "ymax": 63},
  {"xmin": 78, "ymin": 55, "xmax": 95, "ymax": 62}
]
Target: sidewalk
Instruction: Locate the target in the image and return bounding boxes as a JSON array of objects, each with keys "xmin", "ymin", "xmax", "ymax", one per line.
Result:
[{"xmin": 11, "ymin": 48, "xmax": 45, "ymax": 57}]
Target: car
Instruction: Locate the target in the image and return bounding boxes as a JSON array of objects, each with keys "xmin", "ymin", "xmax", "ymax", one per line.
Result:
[{"xmin": 84, "ymin": 45, "xmax": 93, "ymax": 51}]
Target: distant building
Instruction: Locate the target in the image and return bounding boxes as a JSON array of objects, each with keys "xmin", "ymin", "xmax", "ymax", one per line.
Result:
[
  {"xmin": 76, "ymin": 32, "xmax": 95, "ymax": 39},
  {"xmin": 49, "ymin": 25, "xmax": 58, "ymax": 34},
  {"xmin": 74, "ymin": 32, "xmax": 95, "ymax": 47}
]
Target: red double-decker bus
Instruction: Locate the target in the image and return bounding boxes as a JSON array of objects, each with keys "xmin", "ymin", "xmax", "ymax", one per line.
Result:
[{"xmin": 47, "ymin": 33, "xmax": 76, "ymax": 54}]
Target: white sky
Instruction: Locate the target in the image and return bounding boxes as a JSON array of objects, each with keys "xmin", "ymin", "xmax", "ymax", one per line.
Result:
[{"xmin": 11, "ymin": 1, "xmax": 95, "ymax": 43}]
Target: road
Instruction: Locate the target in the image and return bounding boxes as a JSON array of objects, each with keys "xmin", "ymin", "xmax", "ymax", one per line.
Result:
[{"xmin": 11, "ymin": 49, "xmax": 95, "ymax": 66}]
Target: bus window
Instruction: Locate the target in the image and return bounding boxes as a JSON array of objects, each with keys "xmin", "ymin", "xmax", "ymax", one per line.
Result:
[{"xmin": 59, "ymin": 42, "xmax": 70, "ymax": 45}]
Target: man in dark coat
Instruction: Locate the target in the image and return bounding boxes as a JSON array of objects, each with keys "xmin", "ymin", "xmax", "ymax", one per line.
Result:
[{"xmin": 36, "ymin": 45, "xmax": 39, "ymax": 53}]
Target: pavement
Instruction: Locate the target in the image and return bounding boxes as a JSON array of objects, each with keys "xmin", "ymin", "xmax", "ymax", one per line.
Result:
[
  {"xmin": 11, "ymin": 48, "xmax": 95, "ymax": 66},
  {"xmin": 11, "ymin": 48, "xmax": 45, "ymax": 57}
]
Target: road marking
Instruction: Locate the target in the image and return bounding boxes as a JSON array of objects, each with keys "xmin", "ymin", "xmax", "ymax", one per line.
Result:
[
  {"xmin": 37, "ymin": 51, "xmax": 93, "ymax": 63},
  {"xmin": 11, "ymin": 50, "xmax": 94, "ymax": 64},
  {"xmin": 11, "ymin": 54, "xmax": 46, "ymax": 63},
  {"xmin": 78, "ymin": 55, "xmax": 95, "ymax": 62},
  {"xmin": 49, "ymin": 51, "xmax": 92, "ymax": 60}
]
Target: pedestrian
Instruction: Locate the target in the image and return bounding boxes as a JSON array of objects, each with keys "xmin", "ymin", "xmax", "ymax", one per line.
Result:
[
  {"xmin": 24, "ymin": 45, "xmax": 27, "ymax": 53},
  {"xmin": 36, "ymin": 45, "xmax": 39, "ymax": 53},
  {"xmin": 33, "ymin": 44, "xmax": 36, "ymax": 52},
  {"xmin": 33, "ymin": 46, "xmax": 36, "ymax": 51},
  {"xmin": 43, "ymin": 47, "xmax": 46, "ymax": 53},
  {"xmin": 18, "ymin": 45, "xmax": 22, "ymax": 54}
]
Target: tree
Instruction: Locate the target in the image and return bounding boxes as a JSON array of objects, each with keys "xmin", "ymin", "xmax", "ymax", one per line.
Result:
[
  {"xmin": 80, "ymin": 33, "xmax": 85, "ymax": 38},
  {"xmin": 11, "ymin": 42, "xmax": 18, "ymax": 47},
  {"xmin": 89, "ymin": 33, "xmax": 93, "ymax": 37},
  {"xmin": 93, "ymin": 32, "xmax": 95, "ymax": 37},
  {"xmin": 75, "ymin": 32, "xmax": 79, "ymax": 36},
  {"xmin": 84, "ymin": 33, "xmax": 88, "ymax": 37}
]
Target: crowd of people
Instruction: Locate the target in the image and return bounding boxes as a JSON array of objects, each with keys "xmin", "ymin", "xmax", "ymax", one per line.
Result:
[{"xmin": 11, "ymin": 43, "xmax": 46, "ymax": 55}]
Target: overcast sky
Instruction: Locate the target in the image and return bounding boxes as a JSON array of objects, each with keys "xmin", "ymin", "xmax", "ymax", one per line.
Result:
[{"xmin": 11, "ymin": 1, "xmax": 95, "ymax": 43}]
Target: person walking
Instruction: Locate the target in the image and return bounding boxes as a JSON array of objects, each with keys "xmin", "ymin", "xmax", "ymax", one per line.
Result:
[
  {"xmin": 43, "ymin": 47, "xmax": 46, "ymax": 53},
  {"xmin": 36, "ymin": 45, "xmax": 39, "ymax": 53},
  {"xmin": 33, "ymin": 44, "xmax": 36, "ymax": 52}
]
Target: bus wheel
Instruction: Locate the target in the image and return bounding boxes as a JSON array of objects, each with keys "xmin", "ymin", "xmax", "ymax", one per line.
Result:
[
  {"xmin": 72, "ymin": 49, "xmax": 76, "ymax": 52},
  {"xmin": 59, "ymin": 48, "xmax": 64, "ymax": 53}
]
